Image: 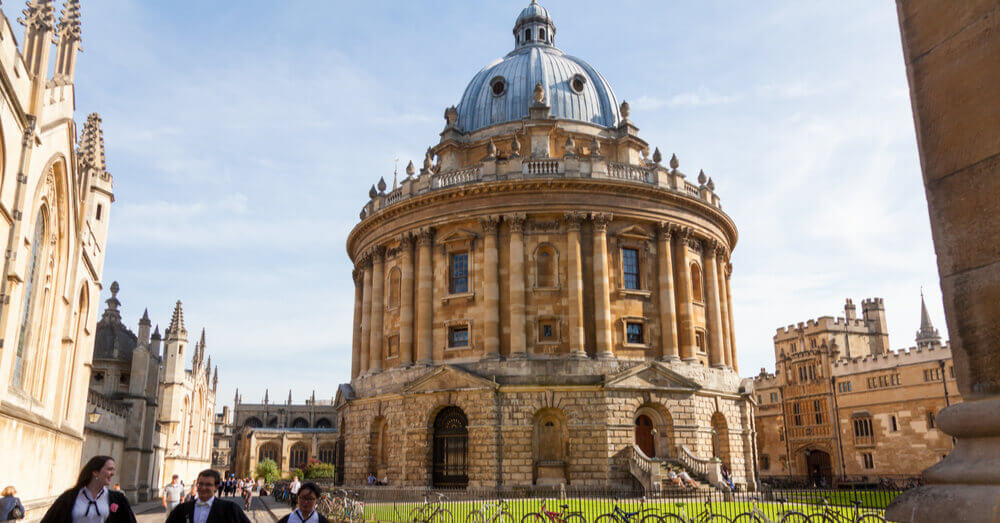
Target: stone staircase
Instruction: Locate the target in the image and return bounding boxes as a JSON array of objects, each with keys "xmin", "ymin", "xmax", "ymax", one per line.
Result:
[{"xmin": 626, "ymin": 444, "xmax": 722, "ymax": 497}]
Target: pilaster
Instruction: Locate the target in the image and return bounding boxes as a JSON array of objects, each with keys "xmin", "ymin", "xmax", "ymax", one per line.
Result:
[
  {"xmin": 657, "ymin": 223, "xmax": 679, "ymax": 360},
  {"xmin": 415, "ymin": 229, "xmax": 434, "ymax": 365},
  {"xmin": 564, "ymin": 212, "xmax": 587, "ymax": 358},
  {"xmin": 351, "ymin": 268, "xmax": 364, "ymax": 378},
  {"xmin": 480, "ymin": 217, "xmax": 501, "ymax": 360},
  {"xmin": 716, "ymin": 252, "xmax": 733, "ymax": 369},
  {"xmin": 592, "ymin": 213, "xmax": 614, "ymax": 359},
  {"xmin": 507, "ymin": 215, "xmax": 527, "ymax": 358},
  {"xmin": 360, "ymin": 256, "xmax": 373, "ymax": 375},
  {"xmin": 704, "ymin": 240, "xmax": 725, "ymax": 368},
  {"xmin": 399, "ymin": 234, "xmax": 415, "ymax": 366},
  {"xmin": 369, "ymin": 247, "xmax": 386, "ymax": 373},
  {"xmin": 675, "ymin": 228, "xmax": 697, "ymax": 361}
]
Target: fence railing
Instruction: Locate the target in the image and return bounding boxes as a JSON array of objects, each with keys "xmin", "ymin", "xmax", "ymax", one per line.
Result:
[{"xmin": 311, "ymin": 483, "xmax": 905, "ymax": 522}]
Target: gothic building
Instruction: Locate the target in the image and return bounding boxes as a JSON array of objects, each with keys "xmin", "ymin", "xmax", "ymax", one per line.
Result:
[
  {"xmin": 0, "ymin": 1, "xmax": 115, "ymax": 516},
  {"xmin": 336, "ymin": 1, "xmax": 754, "ymax": 492}
]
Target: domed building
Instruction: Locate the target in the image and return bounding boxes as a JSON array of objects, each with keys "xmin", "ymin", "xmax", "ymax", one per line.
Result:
[{"xmin": 336, "ymin": 1, "xmax": 755, "ymax": 492}]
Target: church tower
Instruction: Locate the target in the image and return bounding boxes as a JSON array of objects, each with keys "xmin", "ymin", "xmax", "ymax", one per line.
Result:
[{"xmin": 915, "ymin": 291, "xmax": 942, "ymax": 350}]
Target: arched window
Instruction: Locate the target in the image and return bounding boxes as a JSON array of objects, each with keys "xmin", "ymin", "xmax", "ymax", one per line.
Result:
[
  {"xmin": 258, "ymin": 443, "xmax": 280, "ymax": 466},
  {"xmin": 315, "ymin": 418, "xmax": 332, "ymax": 429},
  {"xmin": 539, "ymin": 28, "xmax": 546, "ymax": 42},
  {"xmin": 64, "ymin": 286, "xmax": 89, "ymax": 419},
  {"xmin": 289, "ymin": 443, "xmax": 309, "ymax": 470},
  {"xmin": 318, "ymin": 444, "xmax": 336, "ymax": 464},
  {"xmin": 245, "ymin": 417, "xmax": 263, "ymax": 428},
  {"xmin": 291, "ymin": 417, "xmax": 309, "ymax": 428},
  {"xmin": 535, "ymin": 245, "xmax": 557, "ymax": 288},
  {"xmin": 711, "ymin": 411, "xmax": 731, "ymax": 468},
  {"xmin": 525, "ymin": 28, "xmax": 532, "ymax": 42},
  {"xmin": 267, "ymin": 417, "xmax": 279, "ymax": 428},
  {"xmin": 532, "ymin": 409, "xmax": 567, "ymax": 485},
  {"xmin": 432, "ymin": 407, "xmax": 468, "ymax": 488},
  {"xmin": 690, "ymin": 263, "xmax": 703, "ymax": 302},
  {"xmin": 11, "ymin": 210, "xmax": 47, "ymax": 388},
  {"xmin": 387, "ymin": 268, "xmax": 401, "ymax": 308}
]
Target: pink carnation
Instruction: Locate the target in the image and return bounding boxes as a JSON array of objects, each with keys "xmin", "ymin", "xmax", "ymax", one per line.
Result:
[{"xmin": 110, "ymin": 503, "xmax": 119, "ymax": 513}]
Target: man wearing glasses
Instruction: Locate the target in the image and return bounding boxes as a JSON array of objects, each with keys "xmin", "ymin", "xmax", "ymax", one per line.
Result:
[{"xmin": 165, "ymin": 470, "xmax": 251, "ymax": 523}]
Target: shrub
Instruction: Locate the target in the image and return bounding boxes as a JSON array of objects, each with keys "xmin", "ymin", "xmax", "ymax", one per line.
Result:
[
  {"xmin": 255, "ymin": 458, "xmax": 279, "ymax": 484},
  {"xmin": 287, "ymin": 468, "xmax": 303, "ymax": 480},
  {"xmin": 304, "ymin": 463, "xmax": 336, "ymax": 480}
]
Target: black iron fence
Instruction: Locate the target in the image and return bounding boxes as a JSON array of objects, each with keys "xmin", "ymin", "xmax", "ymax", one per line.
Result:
[{"xmin": 312, "ymin": 481, "xmax": 907, "ymax": 522}]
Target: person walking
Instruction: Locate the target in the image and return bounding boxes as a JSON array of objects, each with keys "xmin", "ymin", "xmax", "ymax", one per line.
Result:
[
  {"xmin": 288, "ymin": 477, "xmax": 301, "ymax": 508},
  {"xmin": 1, "ymin": 486, "xmax": 25, "ymax": 522},
  {"xmin": 276, "ymin": 483, "xmax": 328, "ymax": 523},
  {"xmin": 165, "ymin": 470, "xmax": 250, "ymax": 523},
  {"xmin": 162, "ymin": 475, "xmax": 185, "ymax": 513},
  {"xmin": 39, "ymin": 456, "xmax": 137, "ymax": 523}
]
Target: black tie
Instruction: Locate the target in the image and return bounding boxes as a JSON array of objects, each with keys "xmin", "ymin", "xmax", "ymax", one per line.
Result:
[{"xmin": 83, "ymin": 489, "xmax": 104, "ymax": 517}]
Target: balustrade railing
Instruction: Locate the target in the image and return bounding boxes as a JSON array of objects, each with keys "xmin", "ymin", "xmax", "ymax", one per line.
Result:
[
  {"xmin": 608, "ymin": 161, "xmax": 651, "ymax": 182},
  {"xmin": 432, "ymin": 166, "xmax": 481, "ymax": 189},
  {"xmin": 524, "ymin": 158, "xmax": 561, "ymax": 175},
  {"xmin": 625, "ymin": 444, "xmax": 661, "ymax": 495}
]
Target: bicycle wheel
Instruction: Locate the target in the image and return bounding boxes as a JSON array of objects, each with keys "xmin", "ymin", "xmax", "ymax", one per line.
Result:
[
  {"xmin": 495, "ymin": 513, "xmax": 516, "ymax": 523},
  {"xmin": 520, "ymin": 514, "xmax": 547, "ymax": 523},
  {"xmin": 431, "ymin": 508, "xmax": 454, "ymax": 523},
  {"xmin": 855, "ymin": 516, "xmax": 886, "ymax": 523},
  {"xmin": 640, "ymin": 514, "xmax": 665, "ymax": 523},
  {"xmin": 732, "ymin": 514, "xmax": 762, "ymax": 523},
  {"xmin": 563, "ymin": 514, "xmax": 586, "ymax": 523},
  {"xmin": 594, "ymin": 514, "xmax": 618, "ymax": 523},
  {"xmin": 465, "ymin": 510, "xmax": 484, "ymax": 523},
  {"xmin": 806, "ymin": 515, "xmax": 834, "ymax": 523},
  {"xmin": 409, "ymin": 506, "xmax": 426, "ymax": 523},
  {"xmin": 706, "ymin": 515, "xmax": 733, "ymax": 522},
  {"xmin": 780, "ymin": 512, "xmax": 810, "ymax": 523}
]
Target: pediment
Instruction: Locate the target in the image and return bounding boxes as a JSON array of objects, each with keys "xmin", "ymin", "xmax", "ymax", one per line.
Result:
[
  {"xmin": 334, "ymin": 383, "xmax": 355, "ymax": 409},
  {"xmin": 605, "ymin": 361, "xmax": 702, "ymax": 391},
  {"xmin": 403, "ymin": 365, "xmax": 498, "ymax": 394},
  {"xmin": 438, "ymin": 229, "xmax": 480, "ymax": 243},
  {"xmin": 613, "ymin": 224, "xmax": 654, "ymax": 240}
]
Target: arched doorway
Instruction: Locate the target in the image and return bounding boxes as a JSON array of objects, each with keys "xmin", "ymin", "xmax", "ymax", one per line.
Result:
[
  {"xmin": 805, "ymin": 449, "xmax": 833, "ymax": 487},
  {"xmin": 533, "ymin": 409, "xmax": 568, "ymax": 485},
  {"xmin": 432, "ymin": 406, "xmax": 469, "ymax": 488},
  {"xmin": 635, "ymin": 415, "xmax": 655, "ymax": 458},
  {"xmin": 710, "ymin": 411, "xmax": 731, "ymax": 469},
  {"xmin": 369, "ymin": 416, "xmax": 389, "ymax": 477}
]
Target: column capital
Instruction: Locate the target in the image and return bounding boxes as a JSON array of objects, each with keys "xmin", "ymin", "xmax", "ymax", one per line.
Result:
[
  {"xmin": 417, "ymin": 228, "xmax": 435, "ymax": 246},
  {"xmin": 702, "ymin": 239, "xmax": 720, "ymax": 258},
  {"xmin": 657, "ymin": 222, "xmax": 676, "ymax": 241},
  {"xmin": 725, "ymin": 261, "xmax": 733, "ymax": 277},
  {"xmin": 352, "ymin": 267, "xmax": 364, "ymax": 284},
  {"xmin": 563, "ymin": 211, "xmax": 587, "ymax": 231},
  {"xmin": 590, "ymin": 212, "xmax": 613, "ymax": 232},
  {"xmin": 506, "ymin": 213, "xmax": 527, "ymax": 233},
  {"xmin": 478, "ymin": 215, "xmax": 501, "ymax": 233},
  {"xmin": 400, "ymin": 232, "xmax": 416, "ymax": 250},
  {"xmin": 371, "ymin": 245, "xmax": 387, "ymax": 260}
]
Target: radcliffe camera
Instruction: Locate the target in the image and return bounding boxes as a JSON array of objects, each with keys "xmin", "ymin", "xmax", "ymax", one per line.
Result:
[{"xmin": 0, "ymin": 2, "xmax": 996, "ymax": 523}]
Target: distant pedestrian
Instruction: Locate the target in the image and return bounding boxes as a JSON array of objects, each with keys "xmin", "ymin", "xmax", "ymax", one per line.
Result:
[
  {"xmin": 184, "ymin": 485, "xmax": 197, "ymax": 504},
  {"xmin": 276, "ymin": 482, "xmax": 328, "ymax": 523},
  {"xmin": 289, "ymin": 477, "xmax": 301, "ymax": 507},
  {"xmin": 165, "ymin": 470, "xmax": 250, "ymax": 523},
  {"xmin": 162, "ymin": 475, "xmax": 185, "ymax": 513},
  {"xmin": 39, "ymin": 456, "xmax": 137, "ymax": 523},
  {"xmin": 1, "ymin": 486, "xmax": 25, "ymax": 522}
]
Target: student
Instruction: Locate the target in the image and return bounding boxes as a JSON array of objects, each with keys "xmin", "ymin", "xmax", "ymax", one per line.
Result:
[
  {"xmin": 162, "ymin": 476, "xmax": 185, "ymax": 513},
  {"xmin": 39, "ymin": 456, "xmax": 137, "ymax": 523},
  {"xmin": 276, "ymin": 483, "xmax": 328, "ymax": 523},
  {"xmin": 1, "ymin": 486, "xmax": 25, "ymax": 522},
  {"xmin": 165, "ymin": 470, "xmax": 251, "ymax": 523}
]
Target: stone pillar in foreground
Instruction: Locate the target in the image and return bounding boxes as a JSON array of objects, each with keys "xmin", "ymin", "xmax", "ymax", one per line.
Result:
[
  {"xmin": 657, "ymin": 223, "xmax": 679, "ymax": 360},
  {"xmin": 415, "ymin": 229, "xmax": 434, "ymax": 365},
  {"xmin": 703, "ymin": 240, "xmax": 725, "ymax": 368},
  {"xmin": 359, "ymin": 257, "xmax": 372, "ymax": 375},
  {"xmin": 565, "ymin": 212, "xmax": 587, "ymax": 358},
  {"xmin": 887, "ymin": 3, "xmax": 1000, "ymax": 521},
  {"xmin": 368, "ymin": 247, "xmax": 385, "ymax": 373},
  {"xmin": 675, "ymin": 228, "xmax": 698, "ymax": 361},
  {"xmin": 398, "ymin": 234, "xmax": 415, "ymax": 366},
  {"xmin": 592, "ymin": 213, "xmax": 614, "ymax": 359},
  {"xmin": 480, "ymin": 216, "xmax": 501, "ymax": 360},
  {"xmin": 716, "ymin": 249, "xmax": 733, "ymax": 369},
  {"xmin": 508, "ymin": 215, "xmax": 527, "ymax": 358}
]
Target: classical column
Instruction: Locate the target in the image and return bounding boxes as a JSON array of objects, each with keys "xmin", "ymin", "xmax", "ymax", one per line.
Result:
[
  {"xmin": 480, "ymin": 217, "xmax": 501, "ymax": 360},
  {"xmin": 725, "ymin": 262, "xmax": 739, "ymax": 373},
  {"xmin": 508, "ymin": 215, "xmax": 527, "ymax": 358},
  {"xmin": 415, "ymin": 229, "xmax": 434, "ymax": 365},
  {"xmin": 399, "ymin": 234, "xmax": 415, "ymax": 366},
  {"xmin": 359, "ymin": 257, "xmax": 372, "ymax": 375},
  {"xmin": 564, "ymin": 212, "xmax": 587, "ymax": 358},
  {"xmin": 716, "ymin": 253, "xmax": 733, "ymax": 369},
  {"xmin": 703, "ymin": 240, "xmax": 725, "ymax": 368},
  {"xmin": 351, "ymin": 268, "xmax": 363, "ymax": 378},
  {"xmin": 592, "ymin": 213, "xmax": 614, "ymax": 359},
  {"xmin": 657, "ymin": 223, "xmax": 679, "ymax": 360},
  {"xmin": 368, "ymin": 247, "xmax": 385, "ymax": 373},
  {"xmin": 675, "ymin": 228, "xmax": 697, "ymax": 361}
]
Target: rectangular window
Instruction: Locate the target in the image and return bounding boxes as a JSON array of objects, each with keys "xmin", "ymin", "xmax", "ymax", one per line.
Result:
[
  {"xmin": 862, "ymin": 452, "xmax": 874, "ymax": 469},
  {"xmin": 949, "ymin": 366, "xmax": 955, "ymax": 378},
  {"xmin": 770, "ymin": 392, "xmax": 778, "ymax": 402},
  {"xmin": 792, "ymin": 403, "xmax": 802, "ymax": 426},
  {"xmin": 761, "ymin": 455, "xmax": 770, "ymax": 471},
  {"xmin": 538, "ymin": 320, "xmax": 557, "ymax": 342},
  {"xmin": 810, "ymin": 338, "xmax": 817, "ymax": 348},
  {"xmin": 757, "ymin": 394, "xmax": 763, "ymax": 404},
  {"xmin": 387, "ymin": 335, "xmax": 399, "ymax": 358},
  {"xmin": 891, "ymin": 415, "xmax": 898, "ymax": 432},
  {"xmin": 813, "ymin": 400, "xmax": 823, "ymax": 425},
  {"xmin": 622, "ymin": 248, "xmax": 640, "ymax": 290},
  {"xmin": 449, "ymin": 252, "xmax": 469, "ymax": 294},
  {"xmin": 867, "ymin": 377, "xmax": 875, "ymax": 390},
  {"xmin": 626, "ymin": 322, "xmax": 644, "ymax": 344},
  {"xmin": 927, "ymin": 411, "xmax": 936, "ymax": 429},
  {"xmin": 695, "ymin": 331, "xmax": 706, "ymax": 353},
  {"xmin": 448, "ymin": 326, "xmax": 469, "ymax": 348}
]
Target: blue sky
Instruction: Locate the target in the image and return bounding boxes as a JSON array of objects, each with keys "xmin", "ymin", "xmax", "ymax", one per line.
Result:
[{"xmin": 51, "ymin": 1, "xmax": 942, "ymax": 407}]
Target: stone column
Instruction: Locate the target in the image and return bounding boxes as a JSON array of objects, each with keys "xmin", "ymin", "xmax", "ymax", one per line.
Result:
[
  {"xmin": 716, "ymin": 249, "xmax": 733, "ymax": 369},
  {"xmin": 704, "ymin": 240, "xmax": 725, "ymax": 368},
  {"xmin": 508, "ymin": 215, "xmax": 527, "ymax": 358},
  {"xmin": 359, "ymin": 257, "xmax": 372, "ymax": 375},
  {"xmin": 351, "ymin": 268, "xmax": 363, "ymax": 378},
  {"xmin": 592, "ymin": 213, "xmax": 614, "ymax": 359},
  {"xmin": 675, "ymin": 228, "xmax": 697, "ymax": 361},
  {"xmin": 564, "ymin": 212, "xmax": 587, "ymax": 358},
  {"xmin": 415, "ymin": 229, "xmax": 434, "ymax": 365},
  {"xmin": 657, "ymin": 223, "xmax": 679, "ymax": 360},
  {"xmin": 887, "ymin": 5, "xmax": 1000, "ymax": 521},
  {"xmin": 368, "ymin": 247, "xmax": 385, "ymax": 373},
  {"xmin": 399, "ymin": 234, "xmax": 415, "ymax": 366},
  {"xmin": 725, "ymin": 262, "xmax": 739, "ymax": 373},
  {"xmin": 480, "ymin": 217, "xmax": 501, "ymax": 360}
]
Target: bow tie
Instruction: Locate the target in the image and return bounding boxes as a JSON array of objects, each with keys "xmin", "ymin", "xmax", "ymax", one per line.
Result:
[{"xmin": 197, "ymin": 502, "xmax": 210, "ymax": 507}]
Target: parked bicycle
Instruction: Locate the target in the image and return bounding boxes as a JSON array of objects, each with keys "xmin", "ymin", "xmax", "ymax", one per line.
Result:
[
  {"xmin": 730, "ymin": 497, "xmax": 809, "ymax": 522},
  {"xmin": 659, "ymin": 500, "xmax": 731, "ymax": 522},
  {"xmin": 332, "ymin": 488, "xmax": 365, "ymax": 523},
  {"xmin": 408, "ymin": 491, "xmax": 453, "ymax": 523},
  {"xmin": 595, "ymin": 502, "xmax": 664, "ymax": 523},
  {"xmin": 520, "ymin": 499, "xmax": 585, "ymax": 523},
  {"xmin": 805, "ymin": 499, "xmax": 885, "ymax": 523},
  {"xmin": 466, "ymin": 500, "xmax": 513, "ymax": 523}
]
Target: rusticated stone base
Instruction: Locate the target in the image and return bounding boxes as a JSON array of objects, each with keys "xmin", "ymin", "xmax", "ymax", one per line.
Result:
[{"xmin": 887, "ymin": 485, "xmax": 1000, "ymax": 523}]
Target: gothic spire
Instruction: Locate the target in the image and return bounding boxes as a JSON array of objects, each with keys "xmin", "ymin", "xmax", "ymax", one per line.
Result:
[
  {"xmin": 55, "ymin": 0, "xmax": 80, "ymax": 43},
  {"xmin": 140, "ymin": 308, "xmax": 150, "ymax": 325},
  {"xmin": 19, "ymin": 0, "xmax": 56, "ymax": 33},
  {"xmin": 166, "ymin": 300, "xmax": 186, "ymax": 338},
  {"xmin": 77, "ymin": 113, "xmax": 108, "ymax": 174},
  {"xmin": 915, "ymin": 289, "xmax": 942, "ymax": 349}
]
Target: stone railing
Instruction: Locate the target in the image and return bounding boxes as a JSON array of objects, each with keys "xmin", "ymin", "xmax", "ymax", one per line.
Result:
[
  {"xmin": 385, "ymin": 190, "xmax": 405, "ymax": 206},
  {"xmin": 676, "ymin": 445, "xmax": 722, "ymax": 486},
  {"xmin": 433, "ymin": 166, "xmax": 481, "ymax": 188},
  {"xmin": 524, "ymin": 158, "xmax": 561, "ymax": 175},
  {"xmin": 626, "ymin": 444, "xmax": 662, "ymax": 496},
  {"xmin": 608, "ymin": 161, "xmax": 651, "ymax": 183}
]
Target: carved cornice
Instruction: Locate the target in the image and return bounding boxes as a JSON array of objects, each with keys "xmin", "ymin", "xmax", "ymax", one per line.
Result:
[
  {"xmin": 371, "ymin": 245, "xmax": 387, "ymax": 261},
  {"xmin": 478, "ymin": 216, "xmax": 501, "ymax": 234},
  {"xmin": 529, "ymin": 219, "xmax": 561, "ymax": 232},
  {"xmin": 590, "ymin": 212, "xmax": 613, "ymax": 232}
]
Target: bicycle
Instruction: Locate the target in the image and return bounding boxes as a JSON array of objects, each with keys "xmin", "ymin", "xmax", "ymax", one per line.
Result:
[
  {"xmin": 408, "ymin": 492, "xmax": 453, "ymax": 523},
  {"xmin": 659, "ymin": 500, "xmax": 731, "ymax": 522},
  {"xmin": 730, "ymin": 497, "xmax": 809, "ymax": 522},
  {"xmin": 594, "ymin": 502, "xmax": 664, "ymax": 523},
  {"xmin": 804, "ymin": 499, "xmax": 885, "ymax": 523},
  {"xmin": 466, "ymin": 500, "xmax": 514, "ymax": 523},
  {"xmin": 520, "ymin": 499, "xmax": 585, "ymax": 523},
  {"xmin": 333, "ymin": 488, "xmax": 365, "ymax": 523}
]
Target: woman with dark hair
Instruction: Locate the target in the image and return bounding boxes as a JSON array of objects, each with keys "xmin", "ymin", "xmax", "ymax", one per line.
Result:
[
  {"xmin": 276, "ymin": 482, "xmax": 328, "ymax": 523},
  {"xmin": 39, "ymin": 456, "xmax": 137, "ymax": 523}
]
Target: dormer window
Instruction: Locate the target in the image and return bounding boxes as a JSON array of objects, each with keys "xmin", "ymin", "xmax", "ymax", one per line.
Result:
[
  {"xmin": 570, "ymin": 74, "xmax": 587, "ymax": 94},
  {"xmin": 525, "ymin": 28, "xmax": 532, "ymax": 42},
  {"xmin": 539, "ymin": 28, "xmax": 546, "ymax": 41},
  {"xmin": 490, "ymin": 76, "xmax": 507, "ymax": 97}
]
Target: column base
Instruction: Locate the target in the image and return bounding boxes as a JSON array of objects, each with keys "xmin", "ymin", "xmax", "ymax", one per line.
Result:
[
  {"xmin": 711, "ymin": 363, "xmax": 727, "ymax": 369},
  {"xmin": 659, "ymin": 355, "xmax": 680, "ymax": 362},
  {"xmin": 597, "ymin": 351, "xmax": 616, "ymax": 360},
  {"xmin": 509, "ymin": 352, "xmax": 528, "ymax": 360},
  {"xmin": 480, "ymin": 353, "xmax": 502, "ymax": 361},
  {"xmin": 415, "ymin": 359, "xmax": 434, "ymax": 367},
  {"xmin": 569, "ymin": 350, "xmax": 588, "ymax": 359},
  {"xmin": 682, "ymin": 357, "xmax": 699, "ymax": 364}
]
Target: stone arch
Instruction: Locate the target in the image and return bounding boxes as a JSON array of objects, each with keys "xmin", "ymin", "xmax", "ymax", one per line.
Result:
[
  {"xmin": 267, "ymin": 416, "xmax": 278, "ymax": 427},
  {"xmin": 634, "ymin": 403, "xmax": 674, "ymax": 459},
  {"xmin": 710, "ymin": 411, "xmax": 731, "ymax": 469},
  {"xmin": 690, "ymin": 262, "xmax": 704, "ymax": 302},
  {"xmin": 289, "ymin": 442, "xmax": 309, "ymax": 470},
  {"xmin": 430, "ymin": 405, "xmax": 468, "ymax": 488},
  {"xmin": 63, "ymin": 283, "xmax": 90, "ymax": 419},
  {"xmin": 258, "ymin": 442, "xmax": 280, "ymax": 468},
  {"xmin": 386, "ymin": 266, "xmax": 401, "ymax": 308},
  {"xmin": 315, "ymin": 417, "xmax": 332, "ymax": 429},
  {"xmin": 533, "ymin": 242, "xmax": 559, "ymax": 288},
  {"xmin": 245, "ymin": 416, "xmax": 263, "ymax": 428},
  {"xmin": 532, "ymin": 408, "xmax": 568, "ymax": 485},
  {"xmin": 318, "ymin": 442, "xmax": 336, "ymax": 464},
  {"xmin": 291, "ymin": 417, "xmax": 309, "ymax": 428},
  {"xmin": 369, "ymin": 415, "xmax": 389, "ymax": 476}
]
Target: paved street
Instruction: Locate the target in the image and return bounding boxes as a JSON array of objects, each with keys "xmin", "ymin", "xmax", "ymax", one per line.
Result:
[{"xmin": 136, "ymin": 497, "xmax": 277, "ymax": 523}]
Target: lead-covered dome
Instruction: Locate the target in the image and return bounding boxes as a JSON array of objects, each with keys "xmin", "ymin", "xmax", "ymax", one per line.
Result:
[{"xmin": 455, "ymin": 1, "xmax": 621, "ymax": 133}]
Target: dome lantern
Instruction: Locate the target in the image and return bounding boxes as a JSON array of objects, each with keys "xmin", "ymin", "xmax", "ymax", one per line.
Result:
[{"xmin": 513, "ymin": 0, "xmax": 556, "ymax": 49}]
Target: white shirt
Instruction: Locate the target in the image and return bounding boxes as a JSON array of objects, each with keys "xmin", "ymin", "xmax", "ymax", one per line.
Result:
[
  {"xmin": 290, "ymin": 509, "xmax": 318, "ymax": 523},
  {"xmin": 289, "ymin": 481, "xmax": 301, "ymax": 495},
  {"xmin": 71, "ymin": 487, "xmax": 109, "ymax": 523},
  {"xmin": 193, "ymin": 496, "xmax": 215, "ymax": 523}
]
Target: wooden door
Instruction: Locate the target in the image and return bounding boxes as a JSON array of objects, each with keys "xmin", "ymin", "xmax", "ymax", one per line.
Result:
[{"xmin": 635, "ymin": 415, "xmax": 655, "ymax": 458}]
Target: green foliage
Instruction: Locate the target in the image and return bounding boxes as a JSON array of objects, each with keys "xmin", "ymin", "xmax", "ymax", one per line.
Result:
[
  {"xmin": 287, "ymin": 468, "xmax": 303, "ymax": 480},
  {"xmin": 304, "ymin": 462, "xmax": 336, "ymax": 480},
  {"xmin": 255, "ymin": 458, "xmax": 279, "ymax": 483}
]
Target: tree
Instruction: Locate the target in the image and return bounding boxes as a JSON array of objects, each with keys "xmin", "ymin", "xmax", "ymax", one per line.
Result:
[
  {"xmin": 255, "ymin": 458, "xmax": 279, "ymax": 483},
  {"xmin": 304, "ymin": 462, "xmax": 336, "ymax": 480}
]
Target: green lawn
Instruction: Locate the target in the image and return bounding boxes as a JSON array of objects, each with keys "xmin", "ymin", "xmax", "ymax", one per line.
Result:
[{"xmin": 361, "ymin": 496, "xmax": 893, "ymax": 522}]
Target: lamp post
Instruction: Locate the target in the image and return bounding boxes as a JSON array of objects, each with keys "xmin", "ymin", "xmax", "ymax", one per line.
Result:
[{"xmin": 88, "ymin": 408, "xmax": 101, "ymax": 424}]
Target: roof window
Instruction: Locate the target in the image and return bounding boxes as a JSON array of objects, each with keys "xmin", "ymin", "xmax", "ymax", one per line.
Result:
[
  {"xmin": 570, "ymin": 74, "xmax": 587, "ymax": 94},
  {"xmin": 490, "ymin": 76, "xmax": 507, "ymax": 97}
]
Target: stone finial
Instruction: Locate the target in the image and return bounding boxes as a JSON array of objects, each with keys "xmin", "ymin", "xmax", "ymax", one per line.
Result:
[
  {"xmin": 368, "ymin": 185, "xmax": 377, "ymax": 199},
  {"xmin": 56, "ymin": 0, "xmax": 81, "ymax": 43},
  {"xmin": 77, "ymin": 113, "xmax": 108, "ymax": 174},
  {"xmin": 359, "ymin": 208, "xmax": 367, "ymax": 220},
  {"xmin": 641, "ymin": 148, "xmax": 649, "ymax": 162},
  {"xmin": 287, "ymin": 389, "xmax": 292, "ymax": 405},
  {"xmin": 652, "ymin": 147, "xmax": 662, "ymax": 164},
  {"xmin": 698, "ymin": 170, "xmax": 707, "ymax": 185},
  {"xmin": 707, "ymin": 177, "xmax": 715, "ymax": 191},
  {"xmin": 486, "ymin": 138, "xmax": 497, "ymax": 159},
  {"xmin": 510, "ymin": 135, "xmax": 521, "ymax": 157},
  {"xmin": 377, "ymin": 176, "xmax": 387, "ymax": 194},
  {"xmin": 590, "ymin": 137, "xmax": 601, "ymax": 156},
  {"xmin": 19, "ymin": 0, "xmax": 56, "ymax": 32},
  {"xmin": 405, "ymin": 160, "xmax": 415, "ymax": 177},
  {"xmin": 423, "ymin": 148, "xmax": 433, "ymax": 172},
  {"xmin": 564, "ymin": 136, "xmax": 575, "ymax": 156},
  {"xmin": 444, "ymin": 106, "xmax": 458, "ymax": 126},
  {"xmin": 140, "ymin": 308, "xmax": 150, "ymax": 325},
  {"xmin": 533, "ymin": 81, "xmax": 545, "ymax": 104},
  {"xmin": 669, "ymin": 153, "xmax": 679, "ymax": 170},
  {"xmin": 620, "ymin": 100, "xmax": 630, "ymax": 119}
]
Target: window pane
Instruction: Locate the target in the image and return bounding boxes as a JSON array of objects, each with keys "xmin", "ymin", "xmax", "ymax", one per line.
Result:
[
  {"xmin": 449, "ymin": 327, "xmax": 469, "ymax": 347},
  {"xmin": 626, "ymin": 322, "xmax": 643, "ymax": 344},
  {"xmin": 622, "ymin": 248, "xmax": 640, "ymax": 289},
  {"xmin": 450, "ymin": 253, "xmax": 468, "ymax": 293}
]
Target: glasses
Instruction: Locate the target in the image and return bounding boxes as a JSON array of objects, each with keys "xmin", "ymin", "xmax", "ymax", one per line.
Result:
[
  {"xmin": 298, "ymin": 496, "xmax": 318, "ymax": 502},
  {"xmin": 196, "ymin": 482, "xmax": 216, "ymax": 488}
]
